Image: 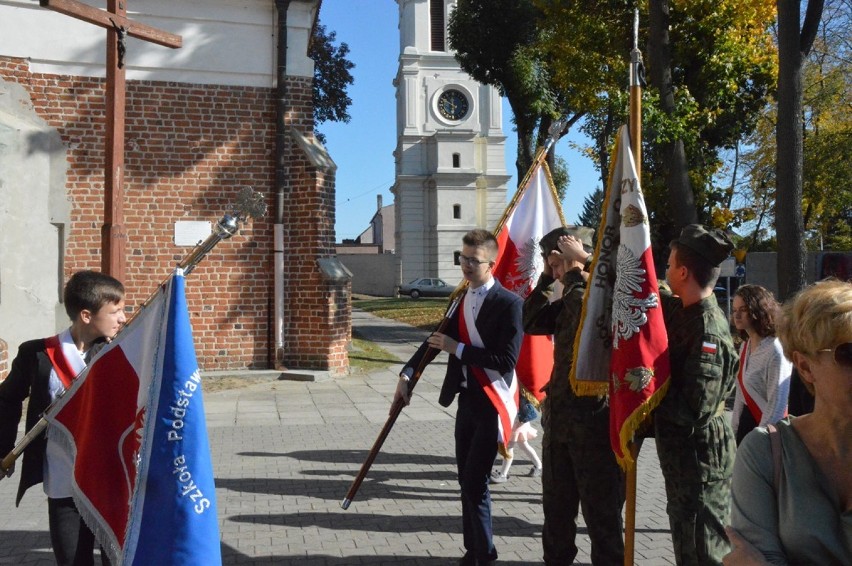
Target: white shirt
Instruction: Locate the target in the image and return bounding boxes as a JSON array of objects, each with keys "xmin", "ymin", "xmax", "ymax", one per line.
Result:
[
  {"xmin": 731, "ymin": 336, "xmax": 792, "ymax": 435},
  {"xmin": 454, "ymin": 278, "xmax": 495, "ymax": 360},
  {"xmin": 43, "ymin": 328, "xmax": 87, "ymax": 499}
]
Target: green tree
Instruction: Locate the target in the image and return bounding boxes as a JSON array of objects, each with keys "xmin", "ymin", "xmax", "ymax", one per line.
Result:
[
  {"xmin": 548, "ymin": 155, "xmax": 570, "ymax": 203},
  {"xmin": 535, "ymin": 2, "xmax": 635, "ymax": 202},
  {"xmin": 576, "ymin": 187, "xmax": 604, "ymax": 238},
  {"xmin": 448, "ymin": 0, "xmax": 580, "ymax": 189},
  {"xmin": 310, "ymin": 22, "xmax": 355, "ymax": 145},
  {"xmin": 538, "ymin": 0, "xmax": 777, "ymax": 247},
  {"xmin": 731, "ymin": 1, "xmax": 850, "ymax": 254},
  {"xmin": 647, "ymin": 0, "xmax": 697, "ymax": 229},
  {"xmin": 647, "ymin": 0, "xmax": 777, "ymax": 242},
  {"xmin": 800, "ymin": 0, "xmax": 850, "ymax": 252},
  {"xmin": 731, "ymin": 108, "xmax": 778, "ymax": 249}
]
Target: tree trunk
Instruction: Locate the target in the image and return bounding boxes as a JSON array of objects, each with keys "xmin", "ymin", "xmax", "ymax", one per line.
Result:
[
  {"xmin": 506, "ymin": 97, "xmax": 532, "ymax": 180},
  {"xmin": 516, "ymin": 132, "xmax": 531, "ymax": 182},
  {"xmin": 775, "ymin": 0, "xmax": 823, "ymax": 299},
  {"xmin": 648, "ymin": 0, "xmax": 698, "ymax": 229},
  {"xmin": 596, "ymin": 106, "xmax": 616, "ymax": 192}
]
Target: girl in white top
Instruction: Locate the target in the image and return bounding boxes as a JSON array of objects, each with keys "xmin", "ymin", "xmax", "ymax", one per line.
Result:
[{"xmin": 730, "ymin": 285, "xmax": 792, "ymax": 445}]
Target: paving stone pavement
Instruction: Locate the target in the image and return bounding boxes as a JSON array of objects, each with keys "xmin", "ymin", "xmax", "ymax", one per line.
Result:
[{"xmin": 0, "ymin": 307, "xmax": 675, "ymax": 565}]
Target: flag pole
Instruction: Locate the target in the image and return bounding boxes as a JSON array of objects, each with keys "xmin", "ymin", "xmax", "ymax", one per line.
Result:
[
  {"xmin": 629, "ymin": 9, "xmax": 642, "ymax": 180},
  {"xmin": 624, "ymin": 9, "xmax": 644, "ymax": 566},
  {"xmin": 493, "ymin": 116, "xmax": 571, "ymax": 233},
  {"xmin": 341, "ymin": 293, "xmax": 463, "ymax": 509},
  {"xmin": 0, "ymin": 187, "xmax": 266, "ymax": 479}
]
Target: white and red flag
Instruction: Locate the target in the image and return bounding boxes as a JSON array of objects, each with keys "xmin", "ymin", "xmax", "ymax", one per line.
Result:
[
  {"xmin": 45, "ymin": 271, "xmax": 221, "ymax": 565},
  {"xmin": 492, "ymin": 162, "xmax": 564, "ymax": 404},
  {"xmin": 574, "ymin": 126, "xmax": 670, "ymax": 468}
]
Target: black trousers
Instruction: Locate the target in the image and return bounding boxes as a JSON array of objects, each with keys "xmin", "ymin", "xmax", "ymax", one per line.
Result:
[
  {"xmin": 48, "ymin": 497, "xmax": 111, "ymax": 566},
  {"xmin": 455, "ymin": 387, "xmax": 499, "ymax": 563}
]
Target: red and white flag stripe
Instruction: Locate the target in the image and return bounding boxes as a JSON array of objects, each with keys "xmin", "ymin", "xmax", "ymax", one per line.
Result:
[
  {"xmin": 493, "ymin": 162, "xmax": 563, "ymax": 401},
  {"xmin": 606, "ymin": 126, "xmax": 671, "ymax": 469}
]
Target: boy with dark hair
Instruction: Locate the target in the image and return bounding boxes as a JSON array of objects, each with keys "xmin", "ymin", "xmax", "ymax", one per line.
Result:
[
  {"xmin": 461, "ymin": 228, "xmax": 500, "ymax": 257},
  {"xmin": 668, "ymin": 238, "xmax": 722, "ymax": 290},
  {"xmin": 0, "ymin": 270, "xmax": 126, "ymax": 566},
  {"xmin": 657, "ymin": 225, "xmax": 738, "ymax": 565}
]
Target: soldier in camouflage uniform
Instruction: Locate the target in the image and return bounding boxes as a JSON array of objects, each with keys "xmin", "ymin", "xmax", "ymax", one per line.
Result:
[
  {"xmin": 656, "ymin": 224, "xmax": 739, "ymax": 565},
  {"xmin": 523, "ymin": 227, "xmax": 625, "ymax": 566}
]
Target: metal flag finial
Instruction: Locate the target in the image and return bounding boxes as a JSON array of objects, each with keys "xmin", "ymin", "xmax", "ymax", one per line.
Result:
[
  {"xmin": 234, "ymin": 186, "xmax": 268, "ymax": 221},
  {"xmin": 183, "ymin": 187, "xmax": 267, "ymax": 274},
  {"xmin": 544, "ymin": 115, "xmax": 570, "ymax": 155},
  {"xmin": 630, "ymin": 8, "xmax": 646, "ymax": 88},
  {"xmin": 634, "ymin": 8, "xmax": 639, "ymax": 50},
  {"xmin": 548, "ymin": 116, "xmax": 569, "ymax": 142}
]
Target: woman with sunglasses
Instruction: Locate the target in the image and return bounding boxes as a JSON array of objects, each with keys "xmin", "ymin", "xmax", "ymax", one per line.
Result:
[
  {"xmin": 724, "ymin": 279, "xmax": 852, "ymax": 565},
  {"xmin": 730, "ymin": 285, "xmax": 792, "ymax": 445}
]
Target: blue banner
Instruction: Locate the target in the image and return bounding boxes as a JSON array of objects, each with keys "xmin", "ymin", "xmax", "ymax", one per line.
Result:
[{"xmin": 123, "ymin": 273, "xmax": 222, "ymax": 565}]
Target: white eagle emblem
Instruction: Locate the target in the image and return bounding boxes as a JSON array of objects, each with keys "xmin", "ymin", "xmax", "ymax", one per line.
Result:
[
  {"xmin": 612, "ymin": 244, "xmax": 658, "ymax": 348},
  {"xmin": 504, "ymin": 236, "xmax": 543, "ymax": 297}
]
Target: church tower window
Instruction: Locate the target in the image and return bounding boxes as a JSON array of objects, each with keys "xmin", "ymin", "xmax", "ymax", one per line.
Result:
[
  {"xmin": 430, "ymin": 0, "xmax": 445, "ymax": 51},
  {"xmin": 453, "ymin": 204, "xmax": 461, "ymax": 219},
  {"xmin": 452, "ymin": 153, "xmax": 460, "ymax": 168}
]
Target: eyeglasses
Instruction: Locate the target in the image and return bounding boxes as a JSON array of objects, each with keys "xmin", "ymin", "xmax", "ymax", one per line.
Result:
[
  {"xmin": 458, "ymin": 255, "xmax": 491, "ymax": 267},
  {"xmin": 816, "ymin": 342, "xmax": 852, "ymax": 369}
]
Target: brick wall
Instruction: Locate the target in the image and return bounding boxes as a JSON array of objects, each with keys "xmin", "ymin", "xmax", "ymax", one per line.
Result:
[
  {"xmin": 279, "ymin": 76, "xmax": 350, "ymax": 374},
  {"xmin": 1, "ymin": 57, "xmax": 348, "ymax": 372}
]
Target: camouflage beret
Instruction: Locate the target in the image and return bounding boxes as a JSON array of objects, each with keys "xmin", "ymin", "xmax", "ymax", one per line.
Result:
[
  {"xmin": 540, "ymin": 225, "xmax": 595, "ymax": 255},
  {"xmin": 675, "ymin": 224, "xmax": 734, "ymax": 266}
]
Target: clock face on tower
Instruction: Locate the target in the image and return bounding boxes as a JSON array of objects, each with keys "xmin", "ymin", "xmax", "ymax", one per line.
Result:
[{"xmin": 437, "ymin": 89, "xmax": 469, "ymax": 121}]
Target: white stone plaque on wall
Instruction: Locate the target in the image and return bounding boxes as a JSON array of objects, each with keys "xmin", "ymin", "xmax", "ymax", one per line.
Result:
[{"xmin": 174, "ymin": 221, "xmax": 211, "ymax": 247}]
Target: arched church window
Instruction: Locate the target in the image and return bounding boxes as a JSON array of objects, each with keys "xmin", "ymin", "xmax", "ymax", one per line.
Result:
[{"xmin": 452, "ymin": 153, "xmax": 460, "ymax": 168}]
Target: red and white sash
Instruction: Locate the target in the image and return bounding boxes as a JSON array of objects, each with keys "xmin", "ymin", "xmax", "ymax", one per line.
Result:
[
  {"xmin": 458, "ymin": 295, "xmax": 518, "ymax": 448},
  {"xmin": 737, "ymin": 340, "xmax": 789, "ymax": 426},
  {"xmin": 44, "ymin": 329, "xmax": 86, "ymax": 389},
  {"xmin": 737, "ymin": 340, "xmax": 766, "ymax": 425}
]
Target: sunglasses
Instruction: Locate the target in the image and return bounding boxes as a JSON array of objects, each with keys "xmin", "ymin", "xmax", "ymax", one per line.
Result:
[{"xmin": 816, "ymin": 342, "xmax": 852, "ymax": 369}]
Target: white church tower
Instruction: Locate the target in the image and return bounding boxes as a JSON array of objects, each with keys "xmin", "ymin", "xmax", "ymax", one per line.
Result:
[{"xmin": 392, "ymin": 0, "xmax": 510, "ymax": 286}]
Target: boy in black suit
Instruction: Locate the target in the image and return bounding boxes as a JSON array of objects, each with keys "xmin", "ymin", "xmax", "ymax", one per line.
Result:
[
  {"xmin": 1, "ymin": 270, "xmax": 126, "ymax": 566},
  {"xmin": 395, "ymin": 229, "xmax": 524, "ymax": 566}
]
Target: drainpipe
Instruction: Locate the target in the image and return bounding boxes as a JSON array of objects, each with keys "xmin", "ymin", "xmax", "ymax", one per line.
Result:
[{"xmin": 273, "ymin": 0, "xmax": 291, "ymax": 368}]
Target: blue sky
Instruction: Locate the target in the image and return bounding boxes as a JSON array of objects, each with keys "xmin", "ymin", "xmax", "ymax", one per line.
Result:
[{"xmin": 319, "ymin": 1, "xmax": 599, "ymax": 242}]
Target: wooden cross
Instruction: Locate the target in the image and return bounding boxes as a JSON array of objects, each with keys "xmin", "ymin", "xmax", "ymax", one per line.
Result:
[{"xmin": 39, "ymin": 0, "xmax": 182, "ymax": 280}]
